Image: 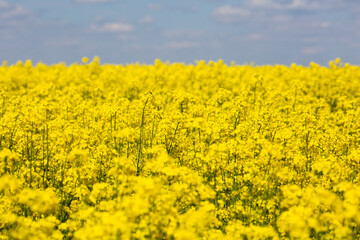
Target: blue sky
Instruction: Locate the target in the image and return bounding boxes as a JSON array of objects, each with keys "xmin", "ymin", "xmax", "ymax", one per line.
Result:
[{"xmin": 1, "ymin": 0, "xmax": 359, "ymax": 65}]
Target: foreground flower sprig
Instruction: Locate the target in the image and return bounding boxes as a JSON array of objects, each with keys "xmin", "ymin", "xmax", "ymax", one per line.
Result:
[{"xmin": 0, "ymin": 58, "xmax": 360, "ymax": 239}]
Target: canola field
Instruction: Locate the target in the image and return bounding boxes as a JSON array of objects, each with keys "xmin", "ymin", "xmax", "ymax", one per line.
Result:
[{"xmin": 0, "ymin": 57, "xmax": 360, "ymax": 239}]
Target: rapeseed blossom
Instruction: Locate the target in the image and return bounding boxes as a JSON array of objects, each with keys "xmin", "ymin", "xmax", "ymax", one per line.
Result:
[{"xmin": 0, "ymin": 58, "xmax": 360, "ymax": 239}]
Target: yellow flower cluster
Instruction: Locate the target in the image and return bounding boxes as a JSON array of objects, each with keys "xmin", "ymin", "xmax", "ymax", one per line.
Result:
[{"xmin": 0, "ymin": 57, "xmax": 360, "ymax": 239}]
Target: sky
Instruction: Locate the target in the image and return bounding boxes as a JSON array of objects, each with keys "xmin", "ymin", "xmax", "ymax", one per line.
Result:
[{"xmin": 0, "ymin": 0, "xmax": 360, "ymax": 66}]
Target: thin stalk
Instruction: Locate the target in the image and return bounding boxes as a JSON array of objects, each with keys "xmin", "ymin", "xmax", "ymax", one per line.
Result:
[{"xmin": 136, "ymin": 97, "xmax": 149, "ymax": 176}]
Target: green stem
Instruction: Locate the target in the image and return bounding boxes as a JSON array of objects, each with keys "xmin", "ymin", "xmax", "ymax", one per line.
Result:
[{"xmin": 136, "ymin": 97, "xmax": 149, "ymax": 176}]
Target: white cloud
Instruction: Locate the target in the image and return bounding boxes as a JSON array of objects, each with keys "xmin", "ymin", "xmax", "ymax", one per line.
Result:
[
  {"xmin": 92, "ymin": 22, "xmax": 135, "ymax": 32},
  {"xmin": 233, "ymin": 33, "xmax": 267, "ymax": 42},
  {"xmin": 138, "ymin": 15, "xmax": 154, "ymax": 24},
  {"xmin": 319, "ymin": 22, "xmax": 330, "ymax": 28},
  {"xmin": 0, "ymin": 1, "xmax": 9, "ymax": 8},
  {"xmin": 0, "ymin": 4, "xmax": 29, "ymax": 19},
  {"xmin": 74, "ymin": 0, "xmax": 114, "ymax": 3},
  {"xmin": 302, "ymin": 46, "xmax": 324, "ymax": 55},
  {"xmin": 212, "ymin": 5, "xmax": 251, "ymax": 23},
  {"xmin": 301, "ymin": 21, "xmax": 331, "ymax": 29},
  {"xmin": 250, "ymin": 0, "xmax": 335, "ymax": 11},
  {"xmin": 250, "ymin": 0, "xmax": 275, "ymax": 8}
]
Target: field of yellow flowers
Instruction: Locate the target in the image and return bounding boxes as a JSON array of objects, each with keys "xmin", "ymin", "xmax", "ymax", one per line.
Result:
[{"xmin": 0, "ymin": 57, "xmax": 360, "ymax": 239}]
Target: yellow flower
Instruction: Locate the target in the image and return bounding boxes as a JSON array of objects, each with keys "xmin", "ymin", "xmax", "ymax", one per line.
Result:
[
  {"xmin": 81, "ymin": 57, "xmax": 89, "ymax": 64},
  {"xmin": 1, "ymin": 58, "xmax": 360, "ymax": 239}
]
